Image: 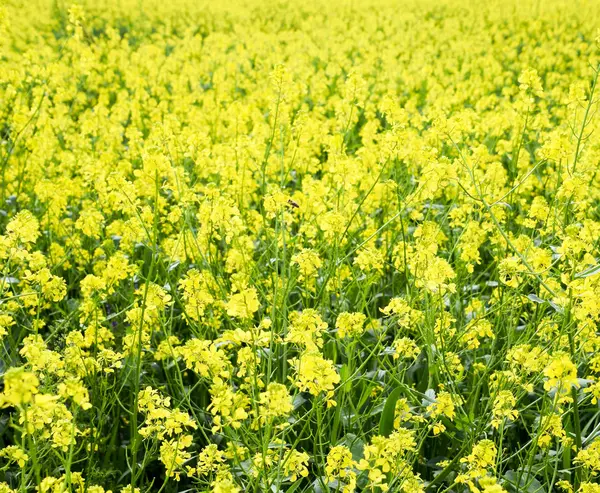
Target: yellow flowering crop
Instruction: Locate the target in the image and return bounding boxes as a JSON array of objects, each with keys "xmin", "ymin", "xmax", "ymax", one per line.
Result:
[{"xmin": 1, "ymin": 0, "xmax": 600, "ymax": 492}]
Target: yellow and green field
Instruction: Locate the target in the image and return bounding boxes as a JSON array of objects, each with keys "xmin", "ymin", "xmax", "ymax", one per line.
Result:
[{"xmin": 1, "ymin": 0, "xmax": 600, "ymax": 492}]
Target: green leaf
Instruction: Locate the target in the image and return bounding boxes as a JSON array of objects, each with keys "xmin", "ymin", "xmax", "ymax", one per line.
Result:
[
  {"xmin": 340, "ymin": 433, "xmax": 365, "ymax": 461},
  {"xmin": 379, "ymin": 386, "xmax": 403, "ymax": 437},
  {"xmin": 503, "ymin": 470, "xmax": 544, "ymax": 493},
  {"xmin": 574, "ymin": 263, "xmax": 600, "ymax": 279},
  {"xmin": 527, "ymin": 293, "xmax": 544, "ymax": 303},
  {"xmin": 285, "ymin": 480, "xmax": 305, "ymax": 493},
  {"xmin": 340, "ymin": 363, "xmax": 352, "ymax": 392}
]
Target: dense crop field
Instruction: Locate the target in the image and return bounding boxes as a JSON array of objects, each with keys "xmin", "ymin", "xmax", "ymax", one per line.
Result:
[{"xmin": 1, "ymin": 0, "xmax": 600, "ymax": 492}]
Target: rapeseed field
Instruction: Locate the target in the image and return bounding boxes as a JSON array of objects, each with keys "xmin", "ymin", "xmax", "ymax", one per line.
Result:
[{"xmin": 1, "ymin": 1, "xmax": 600, "ymax": 492}]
